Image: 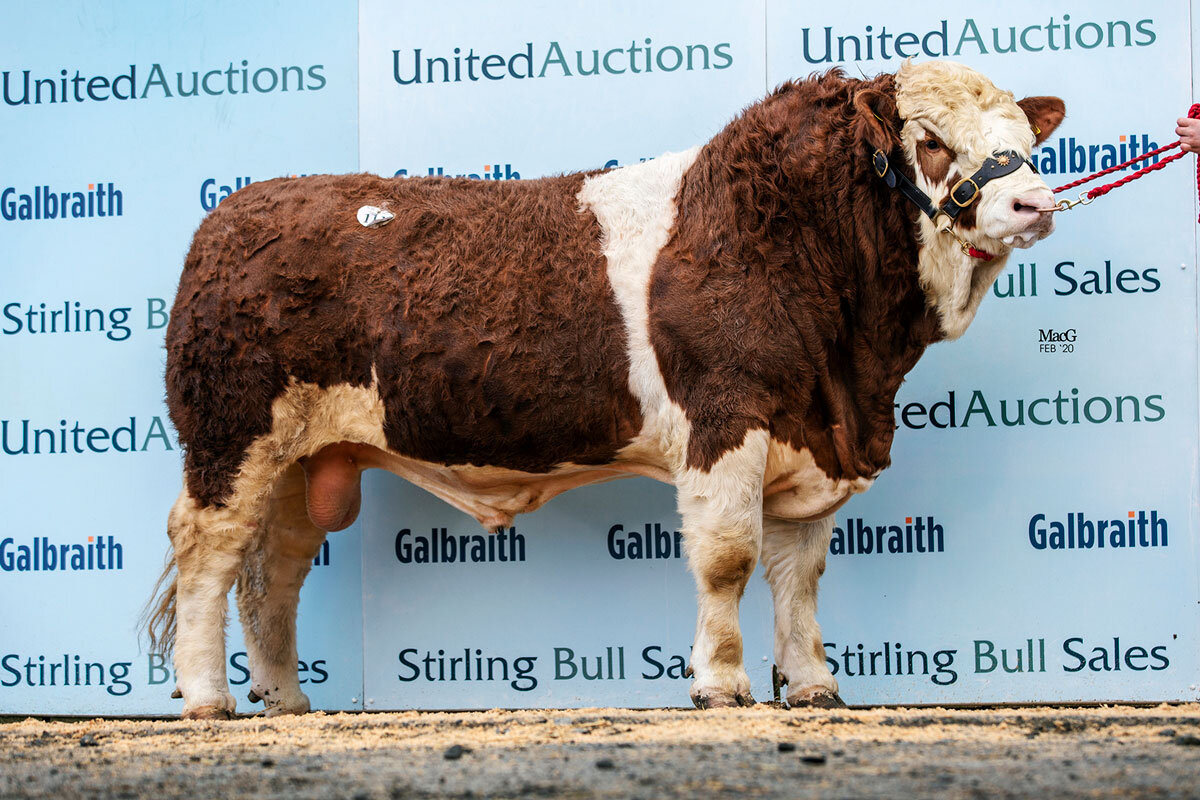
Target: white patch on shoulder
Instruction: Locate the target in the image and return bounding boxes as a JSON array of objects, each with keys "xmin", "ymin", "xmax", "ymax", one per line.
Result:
[
  {"xmin": 577, "ymin": 148, "xmax": 701, "ymax": 475},
  {"xmin": 761, "ymin": 439, "xmax": 872, "ymax": 521}
]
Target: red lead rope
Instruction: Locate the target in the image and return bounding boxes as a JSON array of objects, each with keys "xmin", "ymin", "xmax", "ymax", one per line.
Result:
[{"xmin": 1050, "ymin": 104, "xmax": 1200, "ymax": 221}]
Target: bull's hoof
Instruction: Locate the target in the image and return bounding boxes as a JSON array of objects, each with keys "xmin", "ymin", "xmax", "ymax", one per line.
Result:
[
  {"xmin": 263, "ymin": 695, "xmax": 311, "ymax": 717},
  {"xmin": 250, "ymin": 685, "xmax": 311, "ymax": 717},
  {"xmin": 182, "ymin": 704, "xmax": 236, "ymax": 721},
  {"xmin": 787, "ymin": 687, "xmax": 846, "ymax": 709},
  {"xmin": 181, "ymin": 687, "xmax": 237, "ymax": 720},
  {"xmin": 692, "ymin": 690, "xmax": 756, "ymax": 709}
]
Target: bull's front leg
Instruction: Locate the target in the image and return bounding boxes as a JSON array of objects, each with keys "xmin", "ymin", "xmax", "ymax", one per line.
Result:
[
  {"xmin": 676, "ymin": 428, "xmax": 769, "ymax": 709},
  {"xmin": 761, "ymin": 514, "xmax": 844, "ymax": 708}
]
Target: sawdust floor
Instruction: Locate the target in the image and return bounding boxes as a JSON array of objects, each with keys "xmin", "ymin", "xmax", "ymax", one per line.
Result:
[{"xmin": 3, "ymin": 704, "xmax": 1200, "ymax": 799}]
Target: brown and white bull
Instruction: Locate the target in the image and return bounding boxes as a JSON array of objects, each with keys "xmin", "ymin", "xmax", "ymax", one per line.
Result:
[{"xmin": 147, "ymin": 60, "xmax": 1064, "ymax": 718}]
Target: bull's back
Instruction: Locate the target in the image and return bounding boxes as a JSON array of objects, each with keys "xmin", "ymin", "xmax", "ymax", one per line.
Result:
[{"xmin": 167, "ymin": 171, "xmax": 643, "ymax": 506}]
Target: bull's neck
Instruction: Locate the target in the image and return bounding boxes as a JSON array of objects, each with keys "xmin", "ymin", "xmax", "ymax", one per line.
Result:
[
  {"xmin": 674, "ymin": 96, "xmax": 944, "ymax": 358},
  {"xmin": 661, "ymin": 91, "xmax": 944, "ymax": 477}
]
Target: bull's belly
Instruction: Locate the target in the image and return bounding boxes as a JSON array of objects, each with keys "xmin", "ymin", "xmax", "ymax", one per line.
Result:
[
  {"xmin": 305, "ymin": 440, "xmax": 668, "ymax": 533},
  {"xmin": 259, "ymin": 377, "xmax": 870, "ymax": 533},
  {"xmin": 250, "ymin": 376, "xmax": 669, "ymax": 533},
  {"xmin": 302, "ymin": 437, "xmax": 870, "ymax": 533}
]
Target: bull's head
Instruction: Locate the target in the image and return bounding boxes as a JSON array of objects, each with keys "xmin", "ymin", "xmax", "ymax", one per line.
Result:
[{"xmin": 863, "ymin": 60, "xmax": 1065, "ymax": 339}]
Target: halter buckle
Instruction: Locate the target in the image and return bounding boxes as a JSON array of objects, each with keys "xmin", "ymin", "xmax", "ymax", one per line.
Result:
[
  {"xmin": 872, "ymin": 149, "xmax": 889, "ymax": 179},
  {"xmin": 950, "ymin": 176, "xmax": 981, "ymax": 208}
]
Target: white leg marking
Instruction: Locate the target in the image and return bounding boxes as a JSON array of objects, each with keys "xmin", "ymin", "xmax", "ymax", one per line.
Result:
[
  {"xmin": 761, "ymin": 514, "xmax": 842, "ymax": 706},
  {"xmin": 677, "ymin": 429, "xmax": 769, "ymax": 708},
  {"xmin": 170, "ymin": 491, "xmax": 256, "ymax": 719}
]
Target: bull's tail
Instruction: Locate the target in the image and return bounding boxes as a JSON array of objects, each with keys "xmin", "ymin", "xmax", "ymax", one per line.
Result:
[{"xmin": 142, "ymin": 546, "xmax": 178, "ymax": 654}]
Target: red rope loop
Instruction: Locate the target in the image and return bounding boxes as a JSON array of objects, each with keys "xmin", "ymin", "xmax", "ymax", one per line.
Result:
[
  {"xmin": 1052, "ymin": 140, "xmax": 1183, "ymax": 194},
  {"xmin": 1051, "ymin": 104, "xmax": 1200, "ymax": 222},
  {"xmin": 1082, "ymin": 150, "xmax": 1187, "ymax": 200}
]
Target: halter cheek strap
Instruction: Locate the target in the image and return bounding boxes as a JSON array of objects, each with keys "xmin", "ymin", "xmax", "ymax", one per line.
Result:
[
  {"xmin": 872, "ymin": 148, "xmax": 1034, "ymax": 261},
  {"xmin": 872, "ymin": 149, "xmax": 938, "ymax": 220}
]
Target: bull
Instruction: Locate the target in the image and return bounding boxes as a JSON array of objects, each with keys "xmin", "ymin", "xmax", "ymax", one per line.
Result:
[{"xmin": 147, "ymin": 60, "xmax": 1064, "ymax": 717}]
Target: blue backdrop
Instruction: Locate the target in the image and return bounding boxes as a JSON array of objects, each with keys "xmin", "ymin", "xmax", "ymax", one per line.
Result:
[{"xmin": 1, "ymin": 0, "xmax": 1197, "ymax": 714}]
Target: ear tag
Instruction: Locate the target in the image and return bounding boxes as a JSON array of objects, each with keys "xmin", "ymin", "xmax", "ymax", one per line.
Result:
[{"xmin": 357, "ymin": 205, "xmax": 394, "ymax": 228}]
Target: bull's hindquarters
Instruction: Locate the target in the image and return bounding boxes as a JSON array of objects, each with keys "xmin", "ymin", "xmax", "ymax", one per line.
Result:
[{"xmin": 160, "ymin": 460, "xmax": 325, "ymax": 719}]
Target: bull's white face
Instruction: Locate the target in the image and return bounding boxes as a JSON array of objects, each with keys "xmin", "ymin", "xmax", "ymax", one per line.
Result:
[{"xmin": 896, "ymin": 60, "xmax": 1063, "ymax": 339}]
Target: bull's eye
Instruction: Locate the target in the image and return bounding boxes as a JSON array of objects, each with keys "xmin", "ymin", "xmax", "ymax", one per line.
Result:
[{"xmin": 924, "ymin": 139, "xmax": 941, "ymax": 151}]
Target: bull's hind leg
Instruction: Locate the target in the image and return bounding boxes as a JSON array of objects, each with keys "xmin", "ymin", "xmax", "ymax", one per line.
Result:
[
  {"xmin": 761, "ymin": 514, "xmax": 843, "ymax": 708},
  {"xmin": 235, "ymin": 463, "xmax": 327, "ymax": 716},
  {"xmin": 678, "ymin": 429, "xmax": 768, "ymax": 709},
  {"xmin": 169, "ymin": 489, "xmax": 263, "ymax": 720}
]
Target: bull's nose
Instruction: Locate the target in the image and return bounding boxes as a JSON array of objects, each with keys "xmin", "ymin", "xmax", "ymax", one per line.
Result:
[
  {"xmin": 1001, "ymin": 189, "xmax": 1055, "ymax": 247},
  {"xmin": 1011, "ymin": 190, "xmax": 1056, "ymax": 221}
]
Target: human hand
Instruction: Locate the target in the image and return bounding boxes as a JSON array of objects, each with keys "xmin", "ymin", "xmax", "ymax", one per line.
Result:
[{"xmin": 1177, "ymin": 117, "xmax": 1200, "ymax": 154}]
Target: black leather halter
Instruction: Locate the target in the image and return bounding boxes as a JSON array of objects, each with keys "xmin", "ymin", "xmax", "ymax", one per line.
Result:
[{"xmin": 872, "ymin": 148, "xmax": 1036, "ymax": 223}]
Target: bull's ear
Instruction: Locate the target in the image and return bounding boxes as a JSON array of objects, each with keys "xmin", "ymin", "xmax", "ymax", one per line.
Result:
[
  {"xmin": 853, "ymin": 88, "xmax": 901, "ymax": 154},
  {"xmin": 1017, "ymin": 96, "xmax": 1065, "ymax": 146}
]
